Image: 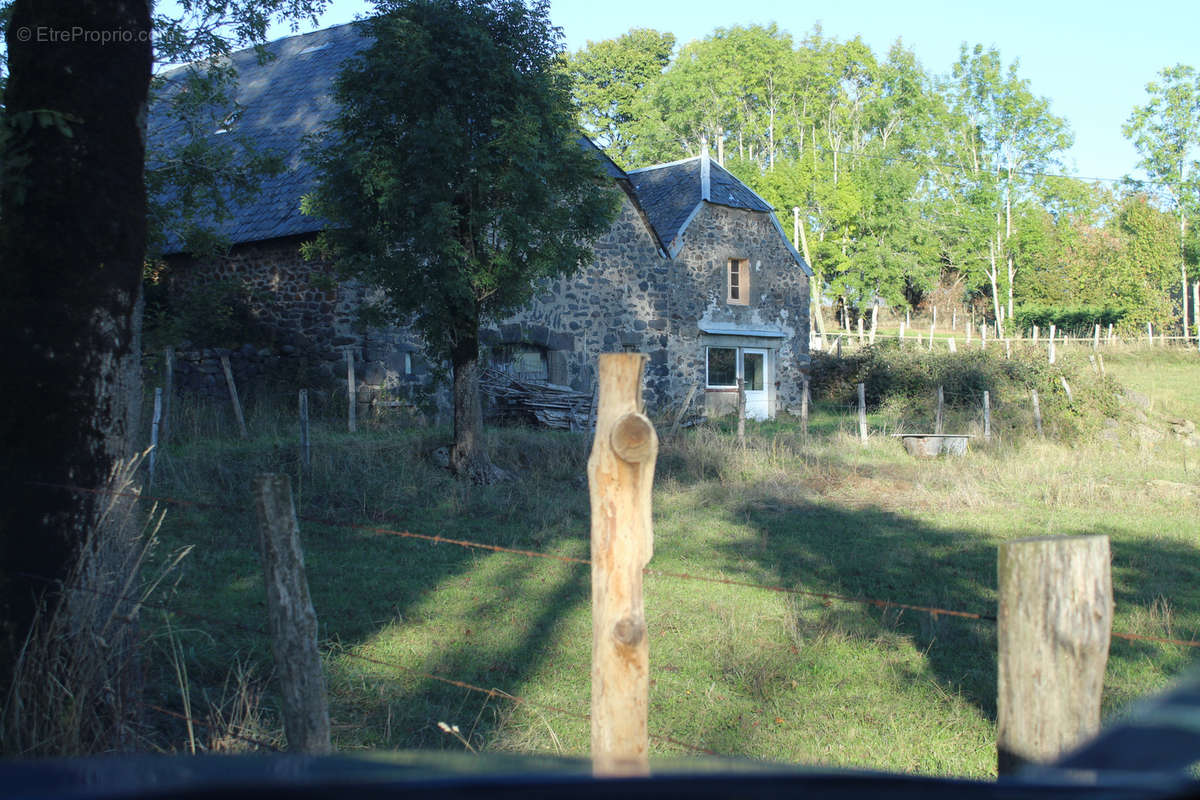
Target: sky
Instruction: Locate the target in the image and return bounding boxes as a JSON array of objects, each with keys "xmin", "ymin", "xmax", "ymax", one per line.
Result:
[{"xmin": 273, "ymin": 0, "xmax": 1200, "ymax": 184}]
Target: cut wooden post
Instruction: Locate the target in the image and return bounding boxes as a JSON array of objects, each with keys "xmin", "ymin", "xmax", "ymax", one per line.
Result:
[
  {"xmin": 220, "ymin": 355, "xmax": 248, "ymax": 438},
  {"xmin": 1060, "ymin": 376, "xmax": 1074, "ymax": 405},
  {"xmin": 253, "ymin": 474, "xmax": 332, "ymax": 755},
  {"xmin": 800, "ymin": 375, "xmax": 810, "ymax": 438},
  {"xmin": 1147, "ymin": 321, "xmax": 1154, "ymax": 345},
  {"xmin": 1107, "ymin": 322, "xmax": 1113, "ymax": 344},
  {"xmin": 836, "ymin": 335, "xmax": 842, "ymax": 358},
  {"xmin": 668, "ymin": 382, "xmax": 699, "ymax": 439},
  {"xmin": 997, "ymin": 535, "xmax": 1112, "ymax": 775},
  {"xmin": 1048, "ymin": 325, "xmax": 1056, "ymax": 365},
  {"xmin": 1031, "ymin": 389, "xmax": 1044, "ymax": 438},
  {"xmin": 1088, "ymin": 354, "xmax": 1098, "ymax": 373},
  {"xmin": 149, "ymin": 388, "xmax": 162, "ymax": 488},
  {"xmin": 948, "ymin": 337, "xmax": 957, "ymax": 353},
  {"xmin": 1093, "ymin": 324, "xmax": 1100, "ymax": 349},
  {"xmin": 898, "ymin": 321, "xmax": 905, "ymax": 344},
  {"xmin": 345, "ymin": 350, "xmax": 357, "ymax": 434},
  {"xmin": 935, "ymin": 385, "xmax": 944, "ymax": 435},
  {"xmin": 1097, "ymin": 353, "xmax": 1106, "ymax": 376},
  {"xmin": 162, "ymin": 347, "xmax": 174, "ymax": 445},
  {"xmin": 1005, "ymin": 338, "xmax": 1011, "ymax": 359},
  {"xmin": 983, "ymin": 390, "xmax": 991, "ymax": 440},
  {"xmin": 736, "ymin": 377, "xmax": 746, "ymax": 447},
  {"xmin": 1033, "ymin": 324, "xmax": 1039, "ymax": 344},
  {"xmin": 980, "ymin": 324, "xmax": 987, "ymax": 350},
  {"xmin": 857, "ymin": 382, "xmax": 868, "ymax": 444},
  {"xmin": 299, "ymin": 389, "xmax": 311, "ymax": 471},
  {"xmin": 588, "ymin": 353, "xmax": 657, "ymax": 778}
]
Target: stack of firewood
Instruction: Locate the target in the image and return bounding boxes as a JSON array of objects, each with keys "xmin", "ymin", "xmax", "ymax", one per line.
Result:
[{"xmin": 480, "ymin": 368, "xmax": 595, "ymax": 431}]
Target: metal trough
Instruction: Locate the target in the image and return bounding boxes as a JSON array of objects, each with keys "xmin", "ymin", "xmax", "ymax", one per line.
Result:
[{"xmin": 893, "ymin": 433, "xmax": 971, "ymax": 458}]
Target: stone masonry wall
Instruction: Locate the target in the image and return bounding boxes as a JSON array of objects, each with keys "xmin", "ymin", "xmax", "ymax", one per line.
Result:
[{"xmin": 163, "ymin": 192, "xmax": 811, "ymax": 419}]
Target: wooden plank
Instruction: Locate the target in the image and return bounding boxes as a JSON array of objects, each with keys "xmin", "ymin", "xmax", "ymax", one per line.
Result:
[
  {"xmin": 997, "ymin": 535, "xmax": 1111, "ymax": 774},
  {"xmin": 588, "ymin": 354, "xmax": 656, "ymax": 777},
  {"xmin": 220, "ymin": 355, "xmax": 247, "ymax": 438},
  {"xmin": 299, "ymin": 389, "xmax": 310, "ymax": 471},
  {"xmin": 346, "ymin": 349, "xmax": 357, "ymax": 433},
  {"xmin": 669, "ymin": 382, "xmax": 699, "ymax": 439},
  {"xmin": 253, "ymin": 474, "xmax": 332, "ymax": 755}
]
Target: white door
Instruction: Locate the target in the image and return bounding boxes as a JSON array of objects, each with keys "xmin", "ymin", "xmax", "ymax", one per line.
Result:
[{"xmin": 741, "ymin": 348, "xmax": 768, "ymax": 420}]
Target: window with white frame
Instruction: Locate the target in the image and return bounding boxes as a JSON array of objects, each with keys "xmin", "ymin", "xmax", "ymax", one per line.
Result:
[{"xmin": 706, "ymin": 347, "xmax": 737, "ymax": 388}]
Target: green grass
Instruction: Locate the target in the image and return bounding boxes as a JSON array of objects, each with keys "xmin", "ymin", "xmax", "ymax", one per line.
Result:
[{"xmin": 140, "ymin": 346, "xmax": 1200, "ymax": 777}]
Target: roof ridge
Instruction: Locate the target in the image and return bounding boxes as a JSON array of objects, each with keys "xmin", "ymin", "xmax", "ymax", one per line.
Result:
[{"xmin": 626, "ymin": 155, "xmax": 702, "ymax": 174}]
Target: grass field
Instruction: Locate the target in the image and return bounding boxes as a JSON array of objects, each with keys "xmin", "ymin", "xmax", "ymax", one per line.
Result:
[{"xmin": 139, "ymin": 344, "xmax": 1200, "ymax": 777}]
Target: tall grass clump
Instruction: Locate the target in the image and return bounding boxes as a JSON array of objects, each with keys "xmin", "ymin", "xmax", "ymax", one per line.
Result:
[{"xmin": 0, "ymin": 455, "xmax": 188, "ymax": 756}]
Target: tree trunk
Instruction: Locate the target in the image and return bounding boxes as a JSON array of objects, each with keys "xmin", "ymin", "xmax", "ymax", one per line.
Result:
[
  {"xmin": 448, "ymin": 331, "xmax": 507, "ymax": 484},
  {"xmin": 0, "ymin": 0, "xmax": 152, "ymax": 704}
]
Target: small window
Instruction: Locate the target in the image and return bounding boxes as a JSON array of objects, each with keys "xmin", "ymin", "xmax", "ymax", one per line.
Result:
[
  {"xmin": 706, "ymin": 347, "xmax": 737, "ymax": 388},
  {"xmin": 727, "ymin": 258, "xmax": 749, "ymax": 305},
  {"xmin": 490, "ymin": 344, "xmax": 549, "ymax": 381}
]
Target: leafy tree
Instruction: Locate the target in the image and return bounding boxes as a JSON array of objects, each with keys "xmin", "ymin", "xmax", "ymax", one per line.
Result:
[
  {"xmin": 1123, "ymin": 64, "xmax": 1200, "ymax": 337},
  {"xmin": 941, "ymin": 44, "xmax": 1073, "ymax": 330},
  {"xmin": 0, "ymin": 0, "xmax": 151, "ymax": 708},
  {"xmin": 305, "ymin": 0, "xmax": 620, "ymax": 483},
  {"xmin": 568, "ymin": 28, "xmax": 673, "ymax": 168}
]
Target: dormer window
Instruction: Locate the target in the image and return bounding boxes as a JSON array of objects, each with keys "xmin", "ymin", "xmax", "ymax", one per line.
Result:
[{"xmin": 727, "ymin": 258, "xmax": 749, "ymax": 305}]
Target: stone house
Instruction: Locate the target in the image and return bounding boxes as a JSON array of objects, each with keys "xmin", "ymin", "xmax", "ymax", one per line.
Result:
[{"xmin": 153, "ymin": 22, "xmax": 812, "ymax": 420}]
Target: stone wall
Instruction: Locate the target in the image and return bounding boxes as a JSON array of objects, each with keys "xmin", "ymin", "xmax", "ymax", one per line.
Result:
[{"xmin": 163, "ymin": 192, "xmax": 811, "ymax": 419}]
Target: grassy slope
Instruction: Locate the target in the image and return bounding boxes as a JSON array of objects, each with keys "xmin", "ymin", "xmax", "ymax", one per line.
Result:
[{"xmin": 144, "ymin": 347, "xmax": 1200, "ymax": 777}]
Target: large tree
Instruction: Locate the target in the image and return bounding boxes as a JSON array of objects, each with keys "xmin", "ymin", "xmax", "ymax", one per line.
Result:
[
  {"xmin": 568, "ymin": 28, "xmax": 674, "ymax": 169},
  {"xmin": 0, "ymin": 0, "xmax": 152, "ymax": 695},
  {"xmin": 1123, "ymin": 64, "xmax": 1200, "ymax": 339},
  {"xmin": 305, "ymin": 0, "xmax": 619, "ymax": 483}
]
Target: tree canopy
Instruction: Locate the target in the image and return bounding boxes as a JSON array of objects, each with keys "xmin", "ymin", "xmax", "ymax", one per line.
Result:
[{"xmin": 305, "ymin": 0, "xmax": 619, "ymax": 480}]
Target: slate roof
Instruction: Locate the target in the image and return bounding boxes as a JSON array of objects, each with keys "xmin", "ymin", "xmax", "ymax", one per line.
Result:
[
  {"xmin": 151, "ymin": 22, "xmax": 369, "ymax": 252},
  {"xmin": 151, "ymin": 21, "xmax": 809, "ymax": 277}
]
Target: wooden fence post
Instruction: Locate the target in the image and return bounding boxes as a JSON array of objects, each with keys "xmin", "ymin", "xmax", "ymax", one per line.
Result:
[
  {"xmin": 1032, "ymin": 324, "xmax": 1038, "ymax": 344},
  {"xmin": 935, "ymin": 386, "xmax": 944, "ymax": 435},
  {"xmin": 980, "ymin": 324, "xmax": 987, "ymax": 350},
  {"xmin": 736, "ymin": 377, "xmax": 746, "ymax": 447},
  {"xmin": 588, "ymin": 353, "xmax": 657, "ymax": 777},
  {"xmin": 1031, "ymin": 389, "xmax": 1043, "ymax": 438},
  {"xmin": 220, "ymin": 355, "xmax": 248, "ymax": 438},
  {"xmin": 162, "ymin": 347, "xmax": 174, "ymax": 445},
  {"xmin": 299, "ymin": 389, "xmax": 311, "ymax": 471},
  {"xmin": 149, "ymin": 388, "xmax": 162, "ymax": 488},
  {"xmin": 928, "ymin": 320, "xmax": 935, "ymax": 350},
  {"xmin": 1093, "ymin": 324, "xmax": 1100, "ymax": 349},
  {"xmin": 1107, "ymin": 323, "xmax": 1113, "ymax": 344},
  {"xmin": 997, "ymin": 535, "xmax": 1111, "ymax": 774},
  {"xmin": 857, "ymin": 382, "xmax": 868, "ymax": 444},
  {"xmin": 1048, "ymin": 325, "xmax": 1056, "ymax": 365},
  {"xmin": 898, "ymin": 321, "xmax": 905, "ymax": 345},
  {"xmin": 948, "ymin": 337, "xmax": 957, "ymax": 353},
  {"xmin": 1060, "ymin": 377, "xmax": 1074, "ymax": 405},
  {"xmin": 1097, "ymin": 353, "xmax": 1106, "ymax": 376},
  {"xmin": 253, "ymin": 474, "xmax": 332, "ymax": 755},
  {"xmin": 669, "ymin": 382, "xmax": 699, "ymax": 439},
  {"xmin": 983, "ymin": 390, "xmax": 991, "ymax": 440},
  {"xmin": 1147, "ymin": 322, "xmax": 1154, "ymax": 345},
  {"xmin": 345, "ymin": 350, "xmax": 357, "ymax": 434},
  {"xmin": 800, "ymin": 375, "xmax": 810, "ymax": 438}
]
